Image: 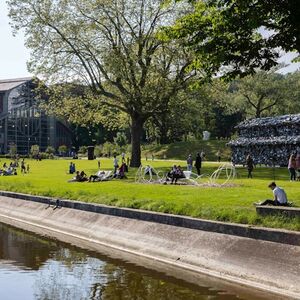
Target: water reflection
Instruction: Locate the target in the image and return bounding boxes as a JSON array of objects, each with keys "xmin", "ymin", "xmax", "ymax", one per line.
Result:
[{"xmin": 0, "ymin": 223, "xmax": 262, "ymax": 300}]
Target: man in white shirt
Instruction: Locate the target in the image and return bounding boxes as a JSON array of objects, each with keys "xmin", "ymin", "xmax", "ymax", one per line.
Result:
[{"xmin": 256, "ymin": 182, "xmax": 288, "ymax": 206}]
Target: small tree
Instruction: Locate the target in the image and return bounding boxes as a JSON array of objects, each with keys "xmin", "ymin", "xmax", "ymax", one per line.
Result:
[
  {"xmin": 30, "ymin": 144, "xmax": 40, "ymax": 157},
  {"xmin": 114, "ymin": 132, "xmax": 128, "ymax": 151},
  {"xmin": 58, "ymin": 145, "xmax": 68, "ymax": 156},
  {"xmin": 78, "ymin": 146, "xmax": 87, "ymax": 155},
  {"xmin": 94, "ymin": 145, "xmax": 103, "ymax": 158},
  {"xmin": 45, "ymin": 146, "xmax": 55, "ymax": 155}
]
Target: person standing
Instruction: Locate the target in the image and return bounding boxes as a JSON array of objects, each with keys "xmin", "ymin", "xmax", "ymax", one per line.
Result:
[
  {"xmin": 113, "ymin": 155, "xmax": 119, "ymax": 174},
  {"xmin": 186, "ymin": 154, "xmax": 193, "ymax": 171},
  {"xmin": 246, "ymin": 154, "xmax": 254, "ymax": 178},
  {"xmin": 216, "ymin": 150, "xmax": 221, "ymax": 162},
  {"xmin": 288, "ymin": 153, "xmax": 296, "ymax": 181},
  {"xmin": 121, "ymin": 152, "xmax": 125, "ymax": 163},
  {"xmin": 296, "ymin": 153, "xmax": 300, "ymax": 178},
  {"xmin": 98, "ymin": 160, "xmax": 101, "ymax": 169},
  {"xmin": 195, "ymin": 153, "xmax": 202, "ymax": 175}
]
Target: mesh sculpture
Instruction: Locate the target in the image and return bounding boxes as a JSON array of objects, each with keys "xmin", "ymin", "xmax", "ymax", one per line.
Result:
[
  {"xmin": 135, "ymin": 163, "xmax": 236, "ymax": 186},
  {"xmin": 228, "ymin": 114, "xmax": 300, "ymax": 166}
]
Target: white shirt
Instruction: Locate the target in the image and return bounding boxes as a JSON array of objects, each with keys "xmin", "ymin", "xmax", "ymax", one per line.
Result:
[{"xmin": 273, "ymin": 187, "xmax": 287, "ymax": 204}]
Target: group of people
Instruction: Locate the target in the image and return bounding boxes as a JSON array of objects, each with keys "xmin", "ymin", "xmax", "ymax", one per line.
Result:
[
  {"xmin": 0, "ymin": 159, "xmax": 30, "ymax": 176},
  {"xmin": 69, "ymin": 154, "xmax": 130, "ymax": 182},
  {"xmin": 245, "ymin": 152, "xmax": 300, "ymax": 180},
  {"xmin": 186, "ymin": 151, "xmax": 205, "ymax": 175},
  {"xmin": 165, "ymin": 165, "xmax": 185, "ymax": 184},
  {"xmin": 113, "ymin": 154, "xmax": 129, "ymax": 178}
]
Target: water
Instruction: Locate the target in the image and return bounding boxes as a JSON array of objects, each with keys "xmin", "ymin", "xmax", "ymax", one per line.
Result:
[{"xmin": 0, "ymin": 222, "xmax": 271, "ymax": 300}]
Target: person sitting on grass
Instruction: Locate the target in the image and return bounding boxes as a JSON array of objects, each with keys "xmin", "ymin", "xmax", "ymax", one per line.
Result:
[
  {"xmin": 255, "ymin": 182, "xmax": 288, "ymax": 206},
  {"xmin": 75, "ymin": 171, "xmax": 88, "ymax": 182}
]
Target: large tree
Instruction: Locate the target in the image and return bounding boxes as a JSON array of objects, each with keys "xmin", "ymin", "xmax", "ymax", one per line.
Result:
[
  {"xmin": 166, "ymin": 0, "xmax": 300, "ymax": 79},
  {"xmin": 8, "ymin": 0, "xmax": 196, "ymax": 166}
]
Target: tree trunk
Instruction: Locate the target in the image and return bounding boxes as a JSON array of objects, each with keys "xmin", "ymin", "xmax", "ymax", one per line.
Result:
[{"xmin": 130, "ymin": 113, "xmax": 144, "ymax": 167}]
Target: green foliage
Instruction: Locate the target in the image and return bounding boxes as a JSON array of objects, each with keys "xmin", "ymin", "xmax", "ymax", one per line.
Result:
[
  {"xmin": 58, "ymin": 145, "xmax": 68, "ymax": 154},
  {"xmin": 30, "ymin": 144, "xmax": 40, "ymax": 157},
  {"xmin": 78, "ymin": 146, "xmax": 87, "ymax": 155},
  {"xmin": 165, "ymin": 0, "xmax": 300, "ymax": 79},
  {"xmin": 7, "ymin": 0, "xmax": 199, "ymax": 167},
  {"xmin": 94, "ymin": 145, "xmax": 103, "ymax": 158},
  {"xmin": 102, "ymin": 142, "xmax": 117, "ymax": 156},
  {"xmin": 142, "ymin": 140, "xmax": 231, "ymax": 161},
  {"xmin": 114, "ymin": 132, "xmax": 128, "ymax": 149},
  {"xmin": 45, "ymin": 146, "xmax": 55, "ymax": 154}
]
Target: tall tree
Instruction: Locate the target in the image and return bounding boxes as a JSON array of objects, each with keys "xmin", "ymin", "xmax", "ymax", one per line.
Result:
[
  {"xmin": 232, "ymin": 71, "xmax": 285, "ymax": 118},
  {"xmin": 8, "ymin": 0, "xmax": 196, "ymax": 166},
  {"xmin": 166, "ymin": 0, "xmax": 300, "ymax": 79}
]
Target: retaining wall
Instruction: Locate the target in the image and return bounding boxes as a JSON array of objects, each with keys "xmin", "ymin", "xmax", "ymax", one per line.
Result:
[{"xmin": 0, "ymin": 192, "xmax": 299, "ymax": 299}]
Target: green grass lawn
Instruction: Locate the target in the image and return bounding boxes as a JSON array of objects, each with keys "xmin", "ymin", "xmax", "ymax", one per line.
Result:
[
  {"xmin": 0, "ymin": 157, "xmax": 299, "ymax": 231},
  {"xmin": 142, "ymin": 140, "xmax": 231, "ymax": 161}
]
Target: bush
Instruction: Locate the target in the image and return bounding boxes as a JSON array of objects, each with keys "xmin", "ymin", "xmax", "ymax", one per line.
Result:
[
  {"xmin": 102, "ymin": 142, "xmax": 116, "ymax": 156},
  {"xmin": 78, "ymin": 145, "xmax": 87, "ymax": 155},
  {"xmin": 94, "ymin": 145, "xmax": 103, "ymax": 157},
  {"xmin": 58, "ymin": 145, "xmax": 68, "ymax": 155},
  {"xmin": 30, "ymin": 144, "xmax": 40, "ymax": 157},
  {"xmin": 45, "ymin": 146, "xmax": 55, "ymax": 154}
]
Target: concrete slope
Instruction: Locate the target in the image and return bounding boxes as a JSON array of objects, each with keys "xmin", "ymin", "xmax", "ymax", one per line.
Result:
[{"xmin": 0, "ymin": 195, "xmax": 299, "ymax": 299}]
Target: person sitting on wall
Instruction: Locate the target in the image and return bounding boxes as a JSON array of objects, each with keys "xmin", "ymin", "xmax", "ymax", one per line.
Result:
[{"xmin": 254, "ymin": 182, "xmax": 288, "ymax": 206}]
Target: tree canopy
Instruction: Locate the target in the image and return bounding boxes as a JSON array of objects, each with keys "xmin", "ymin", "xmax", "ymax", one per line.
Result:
[
  {"xmin": 166, "ymin": 0, "xmax": 300, "ymax": 79},
  {"xmin": 8, "ymin": 0, "xmax": 197, "ymax": 166}
]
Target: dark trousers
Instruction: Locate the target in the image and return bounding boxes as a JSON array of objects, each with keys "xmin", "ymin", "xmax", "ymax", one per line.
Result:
[
  {"xmin": 260, "ymin": 200, "xmax": 287, "ymax": 206},
  {"xmin": 247, "ymin": 169, "xmax": 253, "ymax": 178},
  {"xmin": 195, "ymin": 166, "xmax": 201, "ymax": 175},
  {"xmin": 289, "ymin": 168, "xmax": 296, "ymax": 181}
]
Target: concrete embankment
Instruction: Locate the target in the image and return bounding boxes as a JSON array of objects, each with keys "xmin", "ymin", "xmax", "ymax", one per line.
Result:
[{"xmin": 0, "ymin": 192, "xmax": 299, "ymax": 299}]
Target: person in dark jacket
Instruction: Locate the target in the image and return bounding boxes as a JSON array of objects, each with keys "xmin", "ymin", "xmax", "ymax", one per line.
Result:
[
  {"xmin": 246, "ymin": 154, "xmax": 254, "ymax": 178},
  {"xmin": 195, "ymin": 153, "xmax": 202, "ymax": 175}
]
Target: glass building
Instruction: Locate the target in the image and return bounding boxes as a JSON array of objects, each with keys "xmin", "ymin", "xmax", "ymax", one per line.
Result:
[{"xmin": 0, "ymin": 78, "xmax": 72, "ymax": 154}]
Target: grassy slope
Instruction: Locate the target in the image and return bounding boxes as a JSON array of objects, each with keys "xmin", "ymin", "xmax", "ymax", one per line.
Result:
[
  {"xmin": 0, "ymin": 157, "xmax": 299, "ymax": 231},
  {"xmin": 142, "ymin": 140, "xmax": 231, "ymax": 161}
]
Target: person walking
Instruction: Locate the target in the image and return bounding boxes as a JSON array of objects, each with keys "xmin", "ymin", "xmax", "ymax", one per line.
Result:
[
  {"xmin": 195, "ymin": 153, "xmax": 202, "ymax": 175},
  {"xmin": 246, "ymin": 154, "xmax": 254, "ymax": 178},
  {"xmin": 288, "ymin": 153, "xmax": 296, "ymax": 181}
]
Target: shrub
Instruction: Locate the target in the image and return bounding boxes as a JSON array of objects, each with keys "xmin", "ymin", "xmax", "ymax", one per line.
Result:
[
  {"xmin": 45, "ymin": 146, "xmax": 55, "ymax": 154},
  {"xmin": 78, "ymin": 145, "xmax": 87, "ymax": 155}
]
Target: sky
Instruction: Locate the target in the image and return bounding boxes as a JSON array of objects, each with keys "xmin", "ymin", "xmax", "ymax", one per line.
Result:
[
  {"xmin": 0, "ymin": 1, "xmax": 299, "ymax": 80},
  {"xmin": 0, "ymin": 2, "xmax": 31, "ymax": 80}
]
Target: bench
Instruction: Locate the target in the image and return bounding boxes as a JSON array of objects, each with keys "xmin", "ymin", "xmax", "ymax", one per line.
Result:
[{"xmin": 256, "ymin": 205, "xmax": 300, "ymax": 218}]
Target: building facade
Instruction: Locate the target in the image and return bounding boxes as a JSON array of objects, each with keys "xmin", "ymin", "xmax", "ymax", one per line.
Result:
[
  {"xmin": 0, "ymin": 77, "xmax": 72, "ymax": 154},
  {"xmin": 228, "ymin": 114, "xmax": 300, "ymax": 166}
]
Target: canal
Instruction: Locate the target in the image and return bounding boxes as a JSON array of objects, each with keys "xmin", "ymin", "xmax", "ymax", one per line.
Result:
[{"xmin": 0, "ymin": 222, "xmax": 274, "ymax": 300}]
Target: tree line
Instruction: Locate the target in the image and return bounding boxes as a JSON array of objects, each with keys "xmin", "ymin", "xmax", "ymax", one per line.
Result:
[{"xmin": 8, "ymin": 0, "xmax": 300, "ymax": 165}]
